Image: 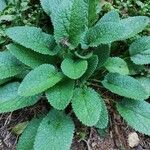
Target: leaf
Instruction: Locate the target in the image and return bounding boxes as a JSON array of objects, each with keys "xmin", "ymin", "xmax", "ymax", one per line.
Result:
[
  {"xmin": 0, "ymin": 82, "xmax": 40, "ymax": 113},
  {"xmin": 61, "ymin": 57, "xmax": 88, "ymax": 79},
  {"xmin": 34, "ymin": 109, "xmax": 75, "ymax": 150},
  {"xmin": 94, "ymin": 44, "xmax": 110, "ymax": 69},
  {"xmin": 18, "ymin": 64, "xmax": 63, "ymax": 97},
  {"xmin": 50, "ymin": 0, "xmax": 87, "ymax": 49},
  {"xmin": 17, "ymin": 117, "xmax": 43, "ymax": 150},
  {"xmin": 129, "ymin": 36, "xmax": 150, "ymax": 65},
  {"xmin": 104, "ymin": 57, "xmax": 129, "ymax": 75},
  {"xmin": 81, "ymin": 55, "xmax": 98, "ymax": 80},
  {"xmin": 0, "ymin": 51, "xmax": 25, "ymax": 79},
  {"xmin": 97, "ymin": 10, "xmax": 120, "ymax": 24},
  {"xmin": 72, "ymin": 87, "xmax": 102, "ymax": 126},
  {"xmin": 102, "ymin": 73, "xmax": 149, "ymax": 100},
  {"xmin": 46, "ymin": 79, "xmax": 74, "ymax": 110},
  {"xmin": 117, "ymin": 99, "xmax": 150, "ymax": 135},
  {"xmin": 137, "ymin": 77, "xmax": 150, "ymax": 96},
  {"xmin": 95, "ymin": 99, "xmax": 108, "ymax": 129},
  {"xmin": 0, "ymin": 0, "xmax": 6, "ymax": 12},
  {"xmin": 7, "ymin": 44, "xmax": 57, "ymax": 69},
  {"xmin": 0, "ymin": 78, "xmax": 11, "ymax": 86},
  {"xmin": 84, "ymin": 16, "xmax": 149, "ymax": 46},
  {"xmin": 6, "ymin": 26, "xmax": 57, "ymax": 55}
]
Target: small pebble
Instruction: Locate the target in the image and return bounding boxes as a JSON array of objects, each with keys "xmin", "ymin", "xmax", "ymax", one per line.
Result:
[{"xmin": 128, "ymin": 132, "xmax": 140, "ymax": 148}]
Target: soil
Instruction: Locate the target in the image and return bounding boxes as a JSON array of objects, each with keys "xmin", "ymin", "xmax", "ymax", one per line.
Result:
[{"xmin": 0, "ymin": 96, "xmax": 150, "ymax": 150}]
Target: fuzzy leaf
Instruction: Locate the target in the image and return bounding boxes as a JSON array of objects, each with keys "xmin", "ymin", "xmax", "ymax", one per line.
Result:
[
  {"xmin": 34, "ymin": 109, "xmax": 75, "ymax": 150},
  {"xmin": 85, "ymin": 16, "xmax": 149, "ymax": 46},
  {"xmin": 81, "ymin": 55, "xmax": 98, "ymax": 80},
  {"xmin": 102, "ymin": 73, "xmax": 149, "ymax": 100},
  {"xmin": 0, "ymin": 0, "xmax": 6, "ymax": 12},
  {"xmin": 104, "ymin": 57, "xmax": 129, "ymax": 75},
  {"xmin": 129, "ymin": 36, "xmax": 150, "ymax": 65},
  {"xmin": 18, "ymin": 64, "xmax": 63, "ymax": 97},
  {"xmin": 95, "ymin": 99, "xmax": 108, "ymax": 129},
  {"xmin": 6, "ymin": 26, "xmax": 57, "ymax": 55},
  {"xmin": 0, "ymin": 82, "xmax": 40, "ymax": 113},
  {"xmin": 7, "ymin": 44, "xmax": 56, "ymax": 69},
  {"xmin": 0, "ymin": 51, "xmax": 25, "ymax": 79},
  {"xmin": 46, "ymin": 79, "xmax": 74, "ymax": 110},
  {"xmin": 50, "ymin": 0, "xmax": 87, "ymax": 49},
  {"xmin": 61, "ymin": 57, "xmax": 88, "ymax": 79},
  {"xmin": 117, "ymin": 99, "xmax": 150, "ymax": 135},
  {"xmin": 17, "ymin": 117, "xmax": 43, "ymax": 150},
  {"xmin": 72, "ymin": 87, "xmax": 102, "ymax": 126}
]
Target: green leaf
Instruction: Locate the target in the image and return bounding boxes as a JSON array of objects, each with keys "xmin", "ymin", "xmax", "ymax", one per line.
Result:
[
  {"xmin": 85, "ymin": 0, "xmax": 100, "ymax": 27},
  {"xmin": 95, "ymin": 99, "xmax": 108, "ymax": 129},
  {"xmin": 0, "ymin": 82, "xmax": 40, "ymax": 113},
  {"xmin": 81, "ymin": 55, "xmax": 98, "ymax": 80},
  {"xmin": 129, "ymin": 36, "xmax": 150, "ymax": 65},
  {"xmin": 0, "ymin": 0, "xmax": 6, "ymax": 12},
  {"xmin": 46, "ymin": 79, "xmax": 74, "ymax": 110},
  {"xmin": 94, "ymin": 44, "xmax": 110, "ymax": 69},
  {"xmin": 18, "ymin": 64, "xmax": 63, "ymax": 97},
  {"xmin": 0, "ymin": 51, "xmax": 25, "ymax": 79},
  {"xmin": 137, "ymin": 77, "xmax": 150, "ymax": 96},
  {"xmin": 34, "ymin": 109, "xmax": 75, "ymax": 150},
  {"xmin": 104, "ymin": 57, "xmax": 129, "ymax": 75},
  {"xmin": 61, "ymin": 57, "xmax": 88, "ymax": 79},
  {"xmin": 117, "ymin": 99, "xmax": 150, "ymax": 135},
  {"xmin": 17, "ymin": 117, "xmax": 43, "ymax": 150},
  {"xmin": 72, "ymin": 87, "xmax": 102, "ymax": 126},
  {"xmin": 7, "ymin": 44, "xmax": 57, "ymax": 69},
  {"xmin": 50, "ymin": 0, "xmax": 87, "ymax": 49},
  {"xmin": 102, "ymin": 73, "xmax": 149, "ymax": 100},
  {"xmin": 97, "ymin": 10, "xmax": 120, "ymax": 24},
  {"xmin": 84, "ymin": 16, "xmax": 149, "ymax": 46},
  {"xmin": 6, "ymin": 26, "xmax": 57, "ymax": 55},
  {"xmin": 0, "ymin": 78, "xmax": 11, "ymax": 86}
]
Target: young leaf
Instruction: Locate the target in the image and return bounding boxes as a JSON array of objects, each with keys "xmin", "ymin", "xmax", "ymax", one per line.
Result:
[
  {"xmin": 61, "ymin": 57, "xmax": 88, "ymax": 79},
  {"xmin": 50, "ymin": 0, "xmax": 87, "ymax": 49},
  {"xmin": 137, "ymin": 77, "xmax": 150, "ymax": 96},
  {"xmin": 6, "ymin": 26, "xmax": 57, "ymax": 55},
  {"xmin": 0, "ymin": 51, "xmax": 25, "ymax": 79},
  {"xmin": 18, "ymin": 64, "xmax": 63, "ymax": 97},
  {"xmin": 129, "ymin": 36, "xmax": 150, "ymax": 65},
  {"xmin": 84, "ymin": 16, "xmax": 149, "ymax": 46},
  {"xmin": 34, "ymin": 109, "xmax": 75, "ymax": 150},
  {"xmin": 17, "ymin": 117, "xmax": 43, "ymax": 150},
  {"xmin": 117, "ymin": 99, "xmax": 150, "ymax": 135},
  {"xmin": 0, "ymin": 82, "xmax": 40, "ymax": 113},
  {"xmin": 46, "ymin": 79, "xmax": 74, "ymax": 110},
  {"xmin": 72, "ymin": 87, "xmax": 102, "ymax": 126},
  {"xmin": 102, "ymin": 73, "xmax": 149, "ymax": 100},
  {"xmin": 7, "ymin": 44, "xmax": 57, "ymax": 69},
  {"xmin": 95, "ymin": 99, "xmax": 108, "ymax": 129},
  {"xmin": 104, "ymin": 57, "xmax": 129, "ymax": 75},
  {"xmin": 81, "ymin": 55, "xmax": 98, "ymax": 80},
  {"xmin": 94, "ymin": 44, "xmax": 110, "ymax": 69}
]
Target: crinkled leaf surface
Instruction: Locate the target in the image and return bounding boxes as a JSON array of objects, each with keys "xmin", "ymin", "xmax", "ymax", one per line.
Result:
[
  {"xmin": 18, "ymin": 64, "xmax": 63, "ymax": 96},
  {"xmin": 95, "ymin": 99, "xmax": 108, "ymax": 129},
  {"xmin": 50, "ymin": 0, "xmax": 87, "ymax": 49},
  {"xmin": 0, "ymin": 82, "xmax": 40, "ymax": 113},
  {"xmin": 46, "ymin": 79, "xmax": 74, "ymax": 110},
  {"xmin": 6, "ymin": 26, "xmax": 56, "ymax": 55},
  {"xmin": 0, "ymin": 51, "xmax": 25, "ymax": 79},
  {"xmin": 34, "ymin": 109, "xmax": 75, "ymax": 150},
  {"xmin": 129, "ymin": 36, "xmax": 150, "ymax": 65},
  {"xmin": 17, "ymin": 117, "xmax": 43, "ymax": 150},
  {"xmin": 117, "ymin": 99, "xmax": 150, "ymax": 135},
  {"xmin": 72, "ymin": 87, "xmax": 102, "ymax": 126},
  {"xmin": 7, "ymin": 44, "xmax": 56, "ymax": 69},
  {"xmin": 104, "ymin": 57, "xmax": 129, "ymax": 75},
  {"xmin": 61, "ymin": 57, "xmax": 88, "ymax": 79},
  {"xmin": 102, "ymin": 73, "xmax": 149, "ymax": 100},
  {"xmin": 85, "ymin": 16, "xmax": 149, "ymax": 46}
]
